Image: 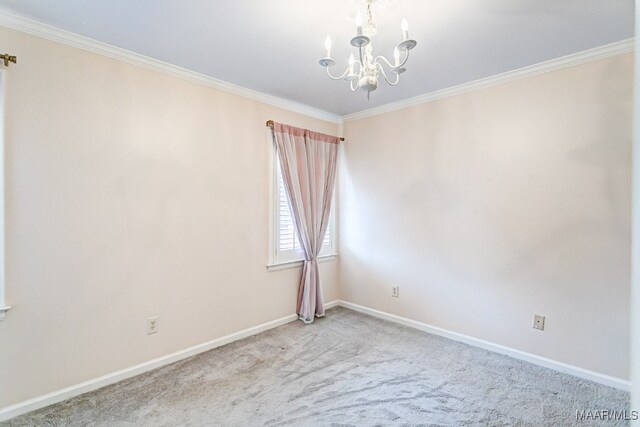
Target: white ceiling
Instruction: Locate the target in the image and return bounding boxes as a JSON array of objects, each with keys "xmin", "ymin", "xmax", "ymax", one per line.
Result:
[{"xmin": 0, "ymin": 0, "xmax": 633, "ymax": 116}]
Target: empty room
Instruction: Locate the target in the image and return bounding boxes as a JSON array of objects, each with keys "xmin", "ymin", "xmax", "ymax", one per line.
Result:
[{"xmin": 0, "ymin": 0, "xmax": 639, "ymax": 425}]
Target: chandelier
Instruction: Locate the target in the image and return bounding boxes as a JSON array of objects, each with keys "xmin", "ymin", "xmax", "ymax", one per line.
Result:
[{"xmin": 319, "ymin": 0, "xmax": 417, "ymax": 99}]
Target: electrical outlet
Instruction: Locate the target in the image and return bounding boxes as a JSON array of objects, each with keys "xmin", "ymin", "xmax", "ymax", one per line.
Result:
[
  {"xmin": 533, "ymin": 314, "xmax": 545, "ymax": 331},
  {"xmin": 147, "ymin": 316, "xmax": 159, "ymax": 335},
  {"xmin": 391, "ymin": 285, "xmax": 399, "ymax": 298}
]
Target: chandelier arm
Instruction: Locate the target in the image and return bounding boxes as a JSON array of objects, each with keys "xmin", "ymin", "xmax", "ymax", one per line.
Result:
[
  {"xmin": 374, "ymin": 55, "xmax": 395, "ymax": 69},
  {"xmin": 325, "ymin": 66, "xmax": 351, "ymax": 80},
  {"xmin": 350, "ymin": 79, "xmax": 358, "ymax": 91},
  {"xmin": 398, "ymin": 49, "xmax": 410, "ymax": 68},
  {"xmin": 377, "ymin": 63, "xmax": 400, "ymax": 86},
  {"xmin": 374, "ymin": 48, "xmax": 409, "ymax": 72},
  {"xmin": 353, "ymin": 60, "xmax": 364, "ymax": 75}
]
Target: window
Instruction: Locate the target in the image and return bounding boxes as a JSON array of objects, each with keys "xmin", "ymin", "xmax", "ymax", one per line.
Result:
[
  {"xmin": 269, "ymin": 140, "xmax": 336, "ymax": 268},
  {"xmin": 0, "ymin": 70, "xmax": 8, "ymax": 321}
]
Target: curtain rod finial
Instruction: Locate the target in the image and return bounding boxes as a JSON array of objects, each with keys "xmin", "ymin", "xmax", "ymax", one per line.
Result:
[{"xmin": 0, "ymin": 53, "xmax": 17, "ymax": 67}]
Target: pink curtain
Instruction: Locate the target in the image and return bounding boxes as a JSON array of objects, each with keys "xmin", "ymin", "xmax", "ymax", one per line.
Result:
[{"xmin": 271, "ymin": 122, "xmax": 340, "ymax": 324}]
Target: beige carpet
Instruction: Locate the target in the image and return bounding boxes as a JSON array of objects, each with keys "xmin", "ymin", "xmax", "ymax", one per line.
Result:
[{"xmin": 3, "ymin": 307, "xmax": 629, "ymax": 426}]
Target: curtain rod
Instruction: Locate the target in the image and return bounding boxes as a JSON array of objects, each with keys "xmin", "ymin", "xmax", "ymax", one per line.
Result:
[
  {"xmin": 266, "ymin": 120, "xmax": 345, "ymax": 141},
  {"xmin": 0, "ymin": 53, "xmax": 17, "ymax": 67}
]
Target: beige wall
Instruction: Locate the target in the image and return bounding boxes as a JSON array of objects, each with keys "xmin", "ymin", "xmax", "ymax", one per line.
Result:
[
  {"xmin": 339, "ymin": 53, "xmax": 633, "ymax": 379},
  {"xmin": 0, "ymin": 27, "xmax": 339, "ymax": 408}
]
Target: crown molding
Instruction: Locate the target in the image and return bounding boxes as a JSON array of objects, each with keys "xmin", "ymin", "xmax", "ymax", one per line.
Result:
[
  {"xmin": 342, "ymin": 38, "xmax": 634, "ymax": 122},
  {"xmin": 0, "ymin": 6, "xmax": 631, "ymax": 126},
  {"xmin": 0, "ymin": 8, "xmax": 342, "ymax": 125}
]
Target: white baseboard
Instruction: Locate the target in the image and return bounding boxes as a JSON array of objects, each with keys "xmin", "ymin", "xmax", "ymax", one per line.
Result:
[
  {"xmin": 323, "ymin": 300, "xmax": 340, "ymax": 310},
  {"xmin": 337, "ymin": 300, "xmax": 631, "ymax": 392},
  {"xmin": 0, "ymin": 300, "xmax": 339, "ymax": 422},
  {"xmin": 1, "ymin": 298, "xmax": 628, "ymax": 421}
]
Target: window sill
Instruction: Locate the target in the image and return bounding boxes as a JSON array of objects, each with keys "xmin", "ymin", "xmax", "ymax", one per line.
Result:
[
  {"xmin": 267, "ymin": 254, "xmax": 337, "ymax": 272},
  {"xmin": 0, "ymin": 305, "xmax": 11, "ymax": 321}
]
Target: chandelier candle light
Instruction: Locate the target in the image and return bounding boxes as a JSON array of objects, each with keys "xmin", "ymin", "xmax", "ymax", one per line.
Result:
[{"xmin": 319, "ymin": 0, "xmax": 417, "ymax": 99}]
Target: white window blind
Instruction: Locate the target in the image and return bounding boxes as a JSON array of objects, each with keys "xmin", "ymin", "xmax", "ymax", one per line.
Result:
[{"xmin": 277, "ymin": 162, "xmax": 298, "ymax": 252}]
